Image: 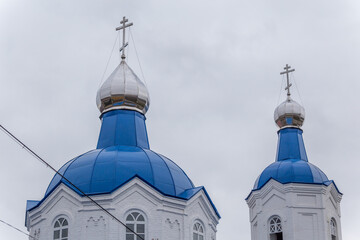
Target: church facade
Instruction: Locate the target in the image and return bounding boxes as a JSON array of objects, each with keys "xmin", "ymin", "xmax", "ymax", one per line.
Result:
[{"xmin": 25, "ymin": 17, "xmax": 220, "ymax": 240}]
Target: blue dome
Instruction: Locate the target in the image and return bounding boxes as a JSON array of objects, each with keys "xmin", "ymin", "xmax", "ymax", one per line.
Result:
[
  {"xmin": 26, "ymin": 60, "xmax": 221, "ymax": 218},
  {"xmin": 254, "ymin": 159, "xmax": 330, "ymax": 190},
  {"xmin": 45, "ymin": 146, "xmax": 194, "ymax": 198},
  {"xmin": 253, "ymin": 127, "xmax": 331, "ymax": 190}
]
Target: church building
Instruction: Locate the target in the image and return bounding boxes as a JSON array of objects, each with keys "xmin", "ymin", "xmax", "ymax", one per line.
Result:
[
  {"xmin": 25, "ymin": 17, "xmax": 220, "ymax": 240},
  {"xmin": 246, "ymin": 65, "xmax": 343, "ymax": 240},
  {"xmin": 23, "ymin": 17, "xmax": 344, "ymax": 240}
]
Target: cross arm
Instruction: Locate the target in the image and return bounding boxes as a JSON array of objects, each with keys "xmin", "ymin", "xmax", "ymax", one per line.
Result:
[
  {"xmin": 280, "ymin": 69, "xmax": 295, "ymax": 75},
  {"xmin": 116, "ymin": 23, "xmax": 133, "ymax": 31}
]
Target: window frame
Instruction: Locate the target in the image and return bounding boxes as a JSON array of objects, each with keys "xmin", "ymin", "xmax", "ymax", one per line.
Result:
[
  {"xmin": 125, "ymin": 211, "xmax": 146, "ymax": 240},
  {"xmin": 268, "ymin": 216, "xmax": 283, "ymax": 240},
  {"xmin": 53, "ymin": 217, "xmax": 69, "ymax": 240},
  {"xmin": 330, "ymin": 218, "xmax": 337, "ymax": 240},
  {"xmin": 192, "ymin": 220, "xmax": 205, "ymax": 240}
]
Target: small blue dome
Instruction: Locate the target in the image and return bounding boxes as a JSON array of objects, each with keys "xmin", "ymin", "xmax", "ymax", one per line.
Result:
[
  {"xmin": 252, "ymin": 128, "xmax": 333, "ymax": 190},
  {"xmin": 254, "ymin": 159, "xmax": 330, "ymax": 190},
  {"xmin": 45, "ymin": 146, "xmax": 194, "ymax": 198}
]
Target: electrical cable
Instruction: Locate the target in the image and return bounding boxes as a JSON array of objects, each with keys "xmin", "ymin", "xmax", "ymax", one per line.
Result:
[
  {"xmin": 292, "ymin": 73, "xmax": 305, "ymax": 107},
  {"xmin": 0, "ymin": 219, "xmax": 35, "ymax": 239},
  {"xmin": 118, "ymin": 31, "xmax": 122, "ymax": 63},
  {"xmin": 277, "ymin": 74, "xmax": 285, "ymax": 105},
  {"xmin": 98, "ymin": 33, "xmax": 119, "ymax": 88},
  {"xmin": 129, "ymin": 28, "xmax": 148, "ymax": 87},
  {"xmin": 126, "ymin": 27, "xmax": 130, "ymax": 62},
  {"xmin": 0, "ymin": 124, "xmax": 144, "ymax": 240}
]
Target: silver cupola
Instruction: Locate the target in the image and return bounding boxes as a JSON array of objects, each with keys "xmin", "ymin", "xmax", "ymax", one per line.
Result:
[
  {"xmin": 96, "ymin": 60, "xmax": 150, "ymax": 114},
  {"xmin": 96, "ymin": 17, "xmax": 150, "ymax": 115},
  {"xmin": 274, "ymin": 96, "xmax": 305, "ymax": 128},
  {"xmin": 274, "ymin": 64, "xmax": 305, "ymax": 128}
]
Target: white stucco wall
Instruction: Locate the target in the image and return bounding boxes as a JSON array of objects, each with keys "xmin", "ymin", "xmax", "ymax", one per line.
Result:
[
  {"xmin": 246, "ymin": 180, "xmax": 342, "ymax": 240},
  {"xmin": 26, "ymin": 178, "xmax": 219, "ymax": 240}
]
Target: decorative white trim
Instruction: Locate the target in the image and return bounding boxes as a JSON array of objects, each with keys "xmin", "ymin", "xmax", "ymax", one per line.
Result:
[
  {"xmin": 247, "ymin": 180, "xmax": 342, "ymax": 240},
  {"xmin": 26, "ymin": 177, "xmax": 219, "ymax": 240}
]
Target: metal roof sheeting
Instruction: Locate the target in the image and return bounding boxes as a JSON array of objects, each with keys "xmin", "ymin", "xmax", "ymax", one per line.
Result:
[
  {"xmin": 27, "ymin": 109, "xmax": 220, "ymax": 219},
  {"xmin": 45, "ymin": 146, "xmax": 194, "ymax": 198},
  {"xmin": 254, "ymin": 128, "xmax": 332, "ymax": 190}
]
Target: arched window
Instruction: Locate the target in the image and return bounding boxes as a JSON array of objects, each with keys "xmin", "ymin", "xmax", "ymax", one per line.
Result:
[
  {"xmin": 125, "ymin": 212, "xmax": 145, "ymax": 240},
  {"xmin": 330, "ymin": 218, "xmax": 337, "ymax": 240},
  {"xmin": 53, "ymin": 217, "xmax": 68, "ymax": 240},
  {"xmin": 193, "ymin": 221, "xmax": 204, "ymax": 240},
  {"xmin": 269, "ymin": 216, "xmax": 283, "ymax": 240}
]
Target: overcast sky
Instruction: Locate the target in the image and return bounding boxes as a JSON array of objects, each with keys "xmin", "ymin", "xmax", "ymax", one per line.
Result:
[{"xmin": 1, "ymin": 0, "xmax": 360, "ymax": 239}]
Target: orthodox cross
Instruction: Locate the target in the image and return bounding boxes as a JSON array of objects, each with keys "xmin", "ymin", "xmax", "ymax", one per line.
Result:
[
  {"xmin": 280, "ymin": 64, "xmax": 295, "ymax": 96},
  {"xmin": 116, "ymin": 16, "xmax": 133, "ymax": 60}
]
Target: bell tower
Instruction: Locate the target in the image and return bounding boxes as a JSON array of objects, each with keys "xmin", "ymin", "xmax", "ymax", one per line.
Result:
[{"xmin": 246, "ymin": 65, "xmax": 342, "ymax": 240}]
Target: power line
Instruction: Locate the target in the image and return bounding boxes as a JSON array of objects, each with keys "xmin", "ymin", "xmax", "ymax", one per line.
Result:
[
  {"xmin": 0, "ymin": 219, "xmax": 35, "ymax": 239},
  {"xmin": 0, "ymin": 124, "xmax": 144, "ymax": 240}
]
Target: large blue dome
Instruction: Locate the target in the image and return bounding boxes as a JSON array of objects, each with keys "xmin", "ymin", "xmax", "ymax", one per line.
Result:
[
  {"xmin": 45, "ymin": 145, "xmax": 194, "ymax": 198},
  {"xmin": 253, "ymin": 159, "xmax": 330, "ymax": 190},
  {"xmin": 26, "ymin": 58, "xmax": 221, "ymax": 219}
]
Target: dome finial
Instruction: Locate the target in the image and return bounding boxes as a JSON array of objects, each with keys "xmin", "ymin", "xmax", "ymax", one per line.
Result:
[
  {"xmin": 280, "ymin": 64, "xmax": 295, "ymax": 97},
  {"xmin": 96, "ymin": 18, "xmax": 150, "ymax": 115},
  {"xmin": 116, "ymin": 16, "xmax": 133, "ymax": 60},
  {"xmin": 274, "ymin": 64, "xmax": 305, "ymax": 128}
]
